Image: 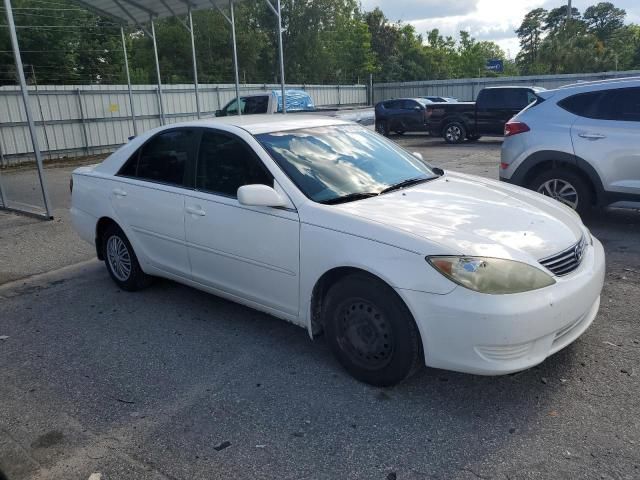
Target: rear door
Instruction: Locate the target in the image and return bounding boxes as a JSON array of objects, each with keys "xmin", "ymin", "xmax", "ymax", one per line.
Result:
[
  {"xmin": 112, "ymin": 128, "xmax": 198, "ymax": 278},
  {"xmin": 569, "ymin": 86, "xmax": 640, "ymax": 197}
]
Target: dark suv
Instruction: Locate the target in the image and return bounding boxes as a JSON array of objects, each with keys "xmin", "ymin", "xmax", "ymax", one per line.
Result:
[{"xmin": 375, "ymin": 98, "xmax": 431, "ymax": 136}]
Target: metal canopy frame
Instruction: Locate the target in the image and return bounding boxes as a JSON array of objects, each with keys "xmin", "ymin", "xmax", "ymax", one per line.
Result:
[{"xmin": 1, "ymin": 0, "xmax": 288, "ymax": 219}]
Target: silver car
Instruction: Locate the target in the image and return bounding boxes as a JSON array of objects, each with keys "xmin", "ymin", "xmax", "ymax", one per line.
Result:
[{"xmin": 499, "ymin": 77, "xmax": 640, "ymax": 215}]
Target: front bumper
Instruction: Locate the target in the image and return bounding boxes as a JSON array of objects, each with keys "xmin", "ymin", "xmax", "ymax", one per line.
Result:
[{"xmin": 397, "ymin": 238, "xmax": 605, "ymax": 375}]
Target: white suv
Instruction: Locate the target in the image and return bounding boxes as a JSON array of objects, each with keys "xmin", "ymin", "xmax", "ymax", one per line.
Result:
[{"xmin": 500, "ymin": 77, "xmax": 640, "ymax": 215}]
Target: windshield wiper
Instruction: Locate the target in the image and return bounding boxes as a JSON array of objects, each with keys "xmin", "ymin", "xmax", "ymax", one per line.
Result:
[
  {"xmin": 379, "ymin": 176, "xmax": 435, "ymax": 194},
  {"xmin": 320, "ymin": 192, "xmax": 380, "ymax": 205}
]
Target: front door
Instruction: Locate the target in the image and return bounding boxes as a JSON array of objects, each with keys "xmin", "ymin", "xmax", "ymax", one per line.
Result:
[
  {"xmin": 184, "ymin": 130, "xmax": 300, "ymax": 318},
  {"xmin": 571, "ymin": 86, "xmax": 640, "ymax": 197}
]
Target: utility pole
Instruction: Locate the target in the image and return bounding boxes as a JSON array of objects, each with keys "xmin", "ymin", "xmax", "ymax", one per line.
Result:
[{"xmin": 567, "ymin": 0, "xmax": 572, "ymax": 23}]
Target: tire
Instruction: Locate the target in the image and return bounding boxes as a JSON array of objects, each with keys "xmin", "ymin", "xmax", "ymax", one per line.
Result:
[
  {"xmin": 443, "ymin": 122, "xmax": 466, "ymax": 144},
  {"xmin": 102, "ymin": 224, "xmax": 152, "ymax": 291},
  {"xmin": 323, "ymin": 273, "xmax": 423, "ymax": 387},
  {"xmin": 375, "ymin": 120, "xmax": 390, "ymax": 137},
  {"xmin": 529, "ymin": 169, "xmax": 593, "ymax": 216}
]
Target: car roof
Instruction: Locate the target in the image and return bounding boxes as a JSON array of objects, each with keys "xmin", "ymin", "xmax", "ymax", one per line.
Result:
[
  {"xmin": 558, "ymin": 76, "xmax": 640, "ymax": 90},
  {"xmin": 168, "ymin": 114, "xmax": 351, "ymax": 135},
  {"xmin": 482, "ymin": 86, "xmax": 546, "ymax": 92}
]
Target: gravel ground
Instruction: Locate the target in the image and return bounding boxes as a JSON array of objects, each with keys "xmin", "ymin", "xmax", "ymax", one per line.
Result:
[{"xmin": 1, "ymin": 135, "xmax": 639, "ymax": 480}]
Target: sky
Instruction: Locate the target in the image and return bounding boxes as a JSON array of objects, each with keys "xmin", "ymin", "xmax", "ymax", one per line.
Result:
[{"xmin": 359, "ymin": 0, "xmax": 640, "ymax": 58}]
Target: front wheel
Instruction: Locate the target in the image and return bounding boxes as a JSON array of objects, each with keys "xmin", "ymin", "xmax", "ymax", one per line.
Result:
[
  {"xmin": 443, "ymin": 122, "xmax": 466, "ymax": 144},
  {"xmin": 324, "ymin": 273, "xmax": 423, "ymax": 386},
  {"xmin": 375, "ymin": 120, "xmax": 389, "ymax": 137},
  {"xmin": 102, "ymin": 224, "xmax": 152, "ymax": 291},
  {"xmin": 529, "ymin": 169, "xmax": 593, "ymax": 216}
]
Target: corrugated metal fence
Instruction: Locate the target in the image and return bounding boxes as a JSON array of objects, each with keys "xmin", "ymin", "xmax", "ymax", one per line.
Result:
[
  {"xmin": 0, "ymin": 83, "xmax": 367, "ymax": 165},
  {"xmin": 373, "ymin": 70, "xmax": 640, "ymax": 104}
]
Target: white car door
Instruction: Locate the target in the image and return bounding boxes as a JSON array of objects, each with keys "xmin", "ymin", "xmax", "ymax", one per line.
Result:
[
  {"xmin": 571, "ymin": 86, "xmax": 640, "ymax": 197},
  {"xmin": 184, "ymin": 129, "xmax": 300, "ymax": 318},
  {"xmin": 111, "ymin": 128, "xmax": 197, "ymax": 278}
]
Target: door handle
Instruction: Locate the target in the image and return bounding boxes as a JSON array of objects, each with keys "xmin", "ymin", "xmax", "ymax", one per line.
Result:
[
  {"xmin": 185, "ymin": 205, "xmax": 206, "ymax": 216},
  {"xmin": 578, "ymin": 132, "xmax": 606, "ymax": 140},
  {"xmin": 112, "ymin": 188, "xmax": 127, "ymax": 197}
]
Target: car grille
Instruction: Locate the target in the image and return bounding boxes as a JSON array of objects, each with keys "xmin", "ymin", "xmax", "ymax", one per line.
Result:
[{"xmin": 539, "ymin": 236, "xmax": 587, "ymax": 276}]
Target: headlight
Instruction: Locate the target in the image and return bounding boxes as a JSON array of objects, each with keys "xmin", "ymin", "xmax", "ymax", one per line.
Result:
[{"xmin": 427, "ymin": 256, "xmax": 555, "ymax": 294}]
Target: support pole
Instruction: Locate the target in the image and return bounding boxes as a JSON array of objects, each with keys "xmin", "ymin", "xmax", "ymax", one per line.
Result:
[
  {"xmin": 150, "ymin": 19, "xmax": 165, "ymax": 125},
  {"xmin": 2, "ymin": 0, "xmax": 52, "ymax": 218},
  {"xmin": 188, "ymin": 9, "xmax": 201, "ymax": 119},
  {"xmin": 276, "ymin": 0, "xmax": 286, "ymax": 113},
  {"xmin": 121, "ymin": 26, "xmax": 138, "ymax": 136},
  {"xmin": 229, "ymin": 0, "xmax": 241, "ymax": 115}
]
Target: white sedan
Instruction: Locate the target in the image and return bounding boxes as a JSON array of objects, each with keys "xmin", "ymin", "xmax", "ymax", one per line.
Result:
[{"xmin": 70, "ymin": 115, "xmax": 605, "ymax": 386}]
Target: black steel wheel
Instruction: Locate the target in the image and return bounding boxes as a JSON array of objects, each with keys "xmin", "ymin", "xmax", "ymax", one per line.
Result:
[{"xmin": 324, "ymin": 273, "xmax": 423, "ymax": 386}]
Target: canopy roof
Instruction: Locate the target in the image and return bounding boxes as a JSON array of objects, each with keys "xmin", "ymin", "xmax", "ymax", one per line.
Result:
[{"xmin": 73, "ymin": 0, "xmax": 240, "ymax": 25}]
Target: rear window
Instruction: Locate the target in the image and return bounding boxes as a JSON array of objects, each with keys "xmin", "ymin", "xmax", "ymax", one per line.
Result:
[{"xmin": 478, "ymin": 89, "xmax": 532, "ymax": 109}]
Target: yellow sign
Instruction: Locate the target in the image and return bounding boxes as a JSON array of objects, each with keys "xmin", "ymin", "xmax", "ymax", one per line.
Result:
[{"xmin": 108, "ymin": 103, "xmax": 119, "ymax": 113}]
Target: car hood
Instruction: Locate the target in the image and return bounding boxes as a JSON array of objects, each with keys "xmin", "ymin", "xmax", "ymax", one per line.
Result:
[{"xmin": 335, "ymin": 172, "xmax": 585, "ymax": 262}]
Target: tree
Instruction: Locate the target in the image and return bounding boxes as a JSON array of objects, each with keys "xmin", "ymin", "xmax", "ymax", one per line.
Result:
[
  {"xmin": 515, "ymin": 8, "xmax": 548, "ymax": 74},
  {"xmin": 545, "ymin": 6, "xmax": 582, "ymax": 35},
  {"xmin": 584, "ymin": 2, "xmax": 626, "ymax": 41}
]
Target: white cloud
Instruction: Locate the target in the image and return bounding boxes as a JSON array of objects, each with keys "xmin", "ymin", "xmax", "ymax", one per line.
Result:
[{"xmin": 365, "ymin": 0, "xmax": 640, "ymax": 58}]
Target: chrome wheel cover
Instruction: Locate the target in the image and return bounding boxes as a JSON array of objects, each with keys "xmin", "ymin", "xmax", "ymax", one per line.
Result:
[
  {"xmin": 445, "ymin": 125, "xmax": 461, "ymax": 142},
  {"xmin": 106, "ymin": 235, "xmax": 132, "ymax": 282},
  {"xmin": 537, "ymin": 179, "xmax": 579, "ymax": 210}
]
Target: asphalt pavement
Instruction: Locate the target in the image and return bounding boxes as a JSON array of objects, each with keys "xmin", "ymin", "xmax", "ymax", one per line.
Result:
[{"xmin": 1, "ymin": 135, "xmax": 639, "ymax": 480}]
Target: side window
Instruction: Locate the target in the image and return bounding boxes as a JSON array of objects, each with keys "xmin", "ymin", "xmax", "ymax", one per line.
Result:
[
  {"xmin": 526, "ymin": 91, "xmax": 538, "ymax": 105},
  {"xmin": 502, "ymin": 89, "xmax": 528, "ymax": 109},
  {"xmin": 383, "ymin": 100, "xmax": 399, "ymax": 109},
  {"xmin": 225, "ymin": 97, "xmax": 246, "ymax": 115},
  {"xmin": 401, "ymin": 100, "xmax": 419, "ymax": 109},
  {"xmin": 118, "ymin": 129, "xmax": 196, "ymax": 187},
  {"xmin": 243, "ymin": 96, "xmax": 269, "ymax": 114},
  {"xmin": 558, "ymin": 91, "xmax": 603, "ymax": 117},
  {"xmin": 594, "ymin": 87, "xmax": 640, "ymax": 122},
  {"xmin": 196, "ymin": 131, "xmax": 273, "ymax": 197},
  {"xmin": 478, "ymin": 90, "xmax": 499, "ymax": 108}
]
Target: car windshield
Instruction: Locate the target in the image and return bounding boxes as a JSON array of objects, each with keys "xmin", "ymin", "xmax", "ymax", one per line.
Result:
[{"xmin": 256, "ymin": 125, "xmax": 437, "ymax": 204}]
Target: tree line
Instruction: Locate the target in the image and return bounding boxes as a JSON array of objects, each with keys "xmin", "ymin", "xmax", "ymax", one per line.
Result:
[{"xmin": 0, "ymin": 0, "xmax": 638, "ymax": 86}]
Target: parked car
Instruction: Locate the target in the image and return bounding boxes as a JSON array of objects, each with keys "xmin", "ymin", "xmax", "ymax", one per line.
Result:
[
  {"xmin": 374, "ymin": 97, "xmax": 432, "ymax": 135},
  {"xmin": 424, "ymin": 86, "xmax": 545, "ymax": 143},
  {"xmin": 500, "ymin": 77, "xmax": 640, "ymax": 215},
  {"xmin": 420, "ymin": 96, "xmax": 458, "ymax": 103},
  {"xmin": 70, "ymin": 115, "xmax": 604, "ymax": 386},
  {"xmin": 215, "ymin": 89, "xmax": 315, "ymax": 116},
  {"xmin": 216, "ymin": 89, "xmax": 375, "ymax": 125}
]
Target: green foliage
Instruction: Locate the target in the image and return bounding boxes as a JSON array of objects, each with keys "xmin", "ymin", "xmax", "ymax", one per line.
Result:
[
  {"xmin": 517, "ymin": 2, "xmax": 638, "ymax": 75},
  {"xmin": 1, "ymin": 0, "xmax": 638, "ymax": 86}
]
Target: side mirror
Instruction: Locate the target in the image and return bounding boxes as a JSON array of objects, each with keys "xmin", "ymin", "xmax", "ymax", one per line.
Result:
[
  {"xmin": 237, "ymin": 184, "xmax": 287, "ymax": 208},
  {"xmin": 412, "ymin": 152, "xmax": 423, "ymax": 161},
  {"xmin": 215, "ymin": 109, "xmax": 222, "ymax": 117}
]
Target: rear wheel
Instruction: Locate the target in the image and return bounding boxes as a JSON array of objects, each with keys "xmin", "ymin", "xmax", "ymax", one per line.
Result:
[
  {"xmin": 375, "ymin": 120, "xmax": 390, "ymax": 137},
  {"xmin": 443, "ymin": 122, "xmax": 466, "ymax": 144},
  {"xmin": 529, "ymin": 169, "xmax": 593, "ymax": 216},
  {"xmin": 324, "ymin": 273, "xmax": 423, "ymax": 386},
  {"xmin": 102, "ymin": 224, "xmax": 152, "ymax": 291}
]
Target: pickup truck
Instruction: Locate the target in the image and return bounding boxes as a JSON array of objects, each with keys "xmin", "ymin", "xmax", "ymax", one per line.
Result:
[
  {"xmin": 215, "ymin": 89, "xmax": 374, "ymax": 125},
  {"xmin": 424, "ymin": 86, "xmax": 545, "ymax": 143}
]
